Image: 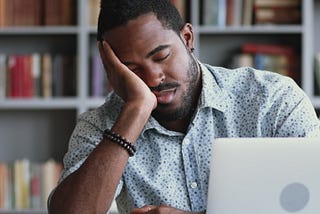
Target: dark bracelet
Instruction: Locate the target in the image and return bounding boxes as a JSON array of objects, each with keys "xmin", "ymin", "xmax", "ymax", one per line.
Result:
[{"xmin": 103, "ymin": 129, "xmax": 136, "ymax": 157}]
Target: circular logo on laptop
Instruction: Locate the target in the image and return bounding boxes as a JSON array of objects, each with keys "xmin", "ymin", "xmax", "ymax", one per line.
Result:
[{"xmin": 279, "ymin": 182, "xmax": 310, "ymax": 212}]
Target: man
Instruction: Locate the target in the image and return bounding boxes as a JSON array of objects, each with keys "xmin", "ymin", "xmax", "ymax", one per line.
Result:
[{"xmin": 48, "ymin": 0, "xmax": 320, "ymax": 213}]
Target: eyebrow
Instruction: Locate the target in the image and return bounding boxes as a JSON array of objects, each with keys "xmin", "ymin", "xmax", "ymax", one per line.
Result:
[
  {"xmin": 145, "ymin": 44, "xmax": 170, "ymax": 58},
  {"xmin": 123, "ymin": 44, "xmax": 170, "ymax": 66}
]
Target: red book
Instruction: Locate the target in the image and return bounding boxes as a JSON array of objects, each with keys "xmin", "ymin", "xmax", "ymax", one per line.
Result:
[
  {"xmin": 22, "ymin": 55, "xmax": 33, "ymax": 98},
  {"xmin": 8, "ymin": 55, "xmax": 20, "ymax": 97},
  {"xmin": 242, "ymin": 43, "xmax": 294, "ymax": 56}
]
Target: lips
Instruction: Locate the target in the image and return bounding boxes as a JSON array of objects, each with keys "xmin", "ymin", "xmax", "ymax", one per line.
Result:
[{"xmin": 152, "ymin": 88, "xmax": 176, "ymax": 104}]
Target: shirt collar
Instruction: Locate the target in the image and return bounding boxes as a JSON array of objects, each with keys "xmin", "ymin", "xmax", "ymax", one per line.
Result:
[{"xmin": 198, "ymin": 62, "xmax": 228, "ymax": 112}]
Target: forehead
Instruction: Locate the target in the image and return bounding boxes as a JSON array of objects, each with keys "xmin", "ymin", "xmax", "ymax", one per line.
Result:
[{"xmin": 103, "ymin": 14, "xmax": 180, "ymax": 58}]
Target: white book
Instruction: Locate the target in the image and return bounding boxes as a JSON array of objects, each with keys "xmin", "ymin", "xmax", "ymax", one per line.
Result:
[
  {"xmin": 32, "ymin": 53, "xmax": 41, "ymax": 97},
  {"xmin": 242, "ymin": 0, "xmax": 254, "ymax": 25},
  {"xmin": 203, "ymin": 0, "xmax": 219, "ymax": 25},
  {"xmin": 217, "ymin": 0, "xmax": 226, "ymax": 27},
  {"xmin": 232, "ymin": 0, "xmax": 243, "ymax": 26}
]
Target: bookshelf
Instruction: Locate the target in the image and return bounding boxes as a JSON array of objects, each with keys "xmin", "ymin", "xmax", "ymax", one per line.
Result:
[
  {"xmin": 0, "ymin": 0, "xmax": 319, "ymax": 213},
  {"xmin": 191, "ymin": 0, "xmax": 320, "ymax": 111}
]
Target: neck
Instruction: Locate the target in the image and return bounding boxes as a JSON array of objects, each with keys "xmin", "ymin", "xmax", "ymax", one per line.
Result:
[{"xmin": 159, "ymin": 112, "xmax": 194, "ymax": 133}]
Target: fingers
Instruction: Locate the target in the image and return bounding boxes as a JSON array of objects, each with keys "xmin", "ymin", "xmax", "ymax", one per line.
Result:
[
  {"xmin": 98, "ymin": 40, "xmax": 114, "ymax": 71},
  {"xmin": 130, "ymin": 205, "xmax": 154, "ymax": 214}
]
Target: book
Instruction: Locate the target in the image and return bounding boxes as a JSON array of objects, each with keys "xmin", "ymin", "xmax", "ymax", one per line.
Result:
[
  {"xmin": 22, "ymin": 55, "xmax": 33, "ymax": 98},
  {"xmin": 254, "ymin": 0, "xmax": 301, "ymax": 8},
  {"xmin": 3, "ymin": 163, "xmax": 12, "ymax": 209},
  {"xmin": 202, "ymin": 0, "xmax": 226, "ymax": 26},
  {"xmin": 89, "ymin": 0, "xmax": 100, "ymax": 26},
  {"xmin": 41, "ymin": 159, "xmax": 62, "ymax": 208},
  {"xmin": 253, "ymin": 53, "xmax": 290, "ymax": 76},
  {"xmin": 51, "ymin": 54, "xmax": 63, "ymax": 97},
  {"xmin": 254, "ymin": 7, "xmax": 301, "ymax": 25},
  {"xmin": 30, "ymin": 163, "xmax": 42, "ymax": 209},
  {"xmin": 44, "ymin": 0, "xmax": 61, "ymax": 25},
  {"xmin": 33, "ymin": 0, "xmax": 43, "ymax": 26},
  {"xmin": 16, "ymin": 0, "xmax": 36, "ymax": 26},
  {"xmin": 60, "ymin": 0, "xmax": 75, "ymax": 26},
  {"xmin": 0, "ymin": 54, "xmax": 7, "ymax": 99},
  {"xmin": 44, "ymin": 0, "xmax": 75, "ymax": 25},
  {"xmin": 226, "ymin": 0, "xmax": 234, "ymax": 26},
  {"xmin": 32, "ymin": 53, "xmax": 41, "ymax": 97},
  {"xmin": 242, "ymin": 43, "xmax": 295, "ymax": 56},
  {"xmin": 14, "ymin": 159, "xmax": 31, "ymax": 209},
  {"xmin": 314, "ymin": 53, "xmax": 320, "ymax": 95},
  {"xmin": 0, "ymin": 163, "xmax": 4, "ymax": 208},
  {"xmin": 8, "ymin": 55, "xmax": 21, "ymax": 98},
  {"xmin": 242, "ymin": 0, "xmax": 254, "ymax": 25},
  {"xmin": 41, "ymin": 53, "xmax": 53, "ymax": 98},
  {"xmin": 241, "ymin": 43, "xmax": 297, "ymax": 79},
  {"xmin": 231, "ymin": 53, "xmax": 253, "ymax": 68},
  {"xmin": 0, "ymin": 0, "xmax": 6, "ymax": 27},
  {"xmin": 4, "ymin": 0, "xmax": 14, "ymax": 26},
  {"xmin": 231, "ymin": 0, "xmax": 243, "ymax": 26},
  {"xmin": 0, "ymin": 163, "xmax": 12, "ymax": 209}
]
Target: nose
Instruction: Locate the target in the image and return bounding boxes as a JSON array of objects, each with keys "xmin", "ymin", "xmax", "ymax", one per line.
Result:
[{"xmin": 142, "ymin": 65, "xmax": 165, "ymax": 88}]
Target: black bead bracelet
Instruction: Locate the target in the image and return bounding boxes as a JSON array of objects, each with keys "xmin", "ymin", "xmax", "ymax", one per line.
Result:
[{"xmin": 103, "ymin": 129, "xmax": 136, "ymax": 157}]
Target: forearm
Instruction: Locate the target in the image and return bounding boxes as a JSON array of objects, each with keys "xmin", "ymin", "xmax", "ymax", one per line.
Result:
[{"xmin": 49, "ymin": 101, "xmax": 153, "ymax": 213}]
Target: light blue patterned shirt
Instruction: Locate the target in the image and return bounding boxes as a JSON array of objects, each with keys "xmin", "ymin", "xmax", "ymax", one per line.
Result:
[{"xmin": 59, "ymin": 63, "xmax": 320, "ymax": 213}]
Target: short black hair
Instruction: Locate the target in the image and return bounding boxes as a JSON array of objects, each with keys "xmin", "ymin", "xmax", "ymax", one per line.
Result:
[{"xmin": 97, "ymin": 0, "xmax": 184, "ymax": 41}]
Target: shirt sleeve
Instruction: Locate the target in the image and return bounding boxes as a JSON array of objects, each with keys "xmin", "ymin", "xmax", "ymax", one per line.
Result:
[
  {"xmin": 58, "ymin": 112, "xmax": 124, "ymax": 197},
  {"xmin": 270, "ymin": 78, "xmax": 320, "ymax": 137}
]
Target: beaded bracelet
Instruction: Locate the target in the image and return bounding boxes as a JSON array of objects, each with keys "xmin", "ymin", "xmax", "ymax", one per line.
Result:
[{"xmin": 103, "ymin": 129, "xmax": 136, "ymax": 157}]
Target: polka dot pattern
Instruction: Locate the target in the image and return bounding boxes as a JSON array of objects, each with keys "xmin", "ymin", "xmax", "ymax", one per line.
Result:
[{"xmin": 59, "ymin": 63, "xmax": 320, "ymax": 213}]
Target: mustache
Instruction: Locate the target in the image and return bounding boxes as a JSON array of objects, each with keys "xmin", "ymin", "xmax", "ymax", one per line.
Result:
[{"xmin": 149, "ymin": 82, "xmax": 180, "ymax": 92}]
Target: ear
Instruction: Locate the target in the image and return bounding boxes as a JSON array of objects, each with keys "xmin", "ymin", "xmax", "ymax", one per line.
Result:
[{"xmin": 180, "ymin": 23, "xmax": 194, "ymax": 51}]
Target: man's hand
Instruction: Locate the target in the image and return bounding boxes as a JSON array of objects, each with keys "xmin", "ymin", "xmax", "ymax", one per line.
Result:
[
  {"xmin": 130, "ymin": 205, "xmax": 205, "ymax": 214},
  {"xmin": 98, "ymin": 41, "xmax": 157, "ymax": 110}
]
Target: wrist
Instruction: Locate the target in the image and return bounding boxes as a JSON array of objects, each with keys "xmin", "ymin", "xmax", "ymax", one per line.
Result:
[{"xmin": 111, "ymin": 100, "xmax": 153, "ymax": 144}]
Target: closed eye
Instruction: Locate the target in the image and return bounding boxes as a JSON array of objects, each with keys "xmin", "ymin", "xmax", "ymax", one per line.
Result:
[{"xmin": 154, "ymin": 52, "xmax": 170, "ymax": 62}]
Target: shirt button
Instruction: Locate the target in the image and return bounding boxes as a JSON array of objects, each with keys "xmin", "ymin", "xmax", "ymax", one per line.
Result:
[
  {"xmin": 190, "ymin": 182, "xmax": 198, "ymax": 189},
  {"xmin": 184, "ymin": 139, "xmax": 190, "ymax": 145}
]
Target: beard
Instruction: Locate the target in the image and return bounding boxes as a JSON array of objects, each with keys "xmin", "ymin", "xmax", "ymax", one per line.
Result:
[{"xmin": 151, "ymin": 54, "xmax": 200, "ymax": 122}]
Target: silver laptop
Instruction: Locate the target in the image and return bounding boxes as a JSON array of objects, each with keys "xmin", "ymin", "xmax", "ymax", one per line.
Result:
[{"xmin": 207, "ymin": 138, "xmax": 320, "ymax": 214}]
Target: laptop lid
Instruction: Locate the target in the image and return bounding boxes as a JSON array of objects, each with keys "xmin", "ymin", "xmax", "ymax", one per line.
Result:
[{"xmin": 207, "ymin": 137, "xmax": 320, "ymax": 214}]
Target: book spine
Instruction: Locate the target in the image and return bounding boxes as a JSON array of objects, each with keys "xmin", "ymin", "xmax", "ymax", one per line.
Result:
[
  {"xmin": 0, "ymin": 54, "xmax": 7, "ymax": 99},
  {"xmin": 32, "ymin": 53, "xmax": 41, "ymax": 97},
  {"xmin": 314, "ymin": 53, "xmax": 320, "ymax": 95},
  {"xmin": 41, "ymin": 53, "xmax": 53, "ymax": 98}
]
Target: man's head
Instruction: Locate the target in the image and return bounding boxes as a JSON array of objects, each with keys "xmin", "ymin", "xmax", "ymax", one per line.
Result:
[
  {"xmin": 97, "ymin": 0, "xmax": 184, "ymax": 41},
  {"xmin": 98, "ymin": 0, "xmax": 201, "ymax": 130}
]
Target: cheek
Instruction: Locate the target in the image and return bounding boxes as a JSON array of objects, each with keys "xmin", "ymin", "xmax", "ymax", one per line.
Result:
[{"xmin": 167, "ymin": 51, "xmax": 191, "ymax": 80}]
